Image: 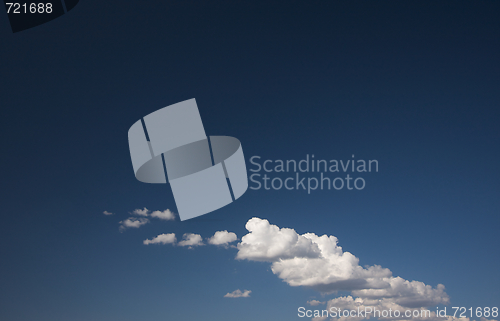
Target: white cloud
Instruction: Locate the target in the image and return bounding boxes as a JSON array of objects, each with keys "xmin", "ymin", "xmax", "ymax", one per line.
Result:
[
  {"xmin": 224, "ymin": 289, "xmax": 251, "ymax": 298},
  {"xmin": 143, "ymin": 233, "xmax": 176, "ymax": 245},
  {"xmin": 103, "ymin": 211, "xmax": 113, "ymax": 215},
  {"xmin": 119, "ymin": 217, "xmax": 149, "ymax": 231},
  {"xmin": 235, "ymin": 218, "xmax": 449, "ymax": 309},
  {"xmin": 150, "ymin": 209, "xmax": 176, "ymax": 221},
  {"xmin": 178, "ymin": 233, "xmax": 204, "ymax": 247},
  {"xmin": 236, "ymin": 218, "xmax": 322, "ymax": 262},
  {"xmin": 132, "ymin": 208, "xmax": 150, "ymax": 216},
  {"xmin": 351, "ymin": 277, "xmax": 448, "ymax": 308},
  {"xmin": 308, "ymin": 300, "xmax": 325, "ymax": 306},
  {"xmin": 208, "ymin": 230, "xmax": 238, "ymax": 246}
]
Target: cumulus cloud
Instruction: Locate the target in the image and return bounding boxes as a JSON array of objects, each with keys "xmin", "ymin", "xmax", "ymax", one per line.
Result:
[
  {"xmin": 178, "ymin": 233, "xmax": 204, "ymax": 247},
  {"xmin": 308, "ymin": 300, "xmax": 325, "ymax": 306},
  {"xmin": 119, "ymin": 217, "xmax": 149, "ymax": 231},
  {"xmin": 235, "ymin": 218, "xmax": 449, "ymax": 310},
  {"xmin": 150, "ymin": 209, "xmax": 176, "ymax": 221},
  {"xmin": 143, "ymin": 233, "xmax": 176, "ymax": 245},
  {"xmin": 103, "ymin": 211, "xmax": 113, "ymax": 215},
  {"xmin": 224, "ymin": 289, "xmax": 251, "ymax": 298},
  {"xmin": 208, "ymin": 230, "xmax": 238, "ymax": 246},
  {"xmin": 236, "ymin": 218, "xmax": 322, "ymax": 262},
  {"xmin": 132, "ymin": 208, "xmax": 150, "ymax": 216}
]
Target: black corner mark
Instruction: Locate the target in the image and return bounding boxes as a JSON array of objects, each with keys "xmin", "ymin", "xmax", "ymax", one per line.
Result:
[
  {"xmin": 63, "ymin": 0, "xmax": 77, "ymax": 11},
  {"xmin": 3, "ymin": 0, "xmax": 79, "ymax": 33}
]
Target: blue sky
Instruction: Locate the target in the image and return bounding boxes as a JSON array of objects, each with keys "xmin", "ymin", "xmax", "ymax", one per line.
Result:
[{"xmin": 0, "ymin": 1, "xmax": 499, "ymax": 321}]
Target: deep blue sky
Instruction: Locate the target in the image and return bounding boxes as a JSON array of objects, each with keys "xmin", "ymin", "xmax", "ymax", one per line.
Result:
[{"xmin": 0, "ymin": 1, "xmax": 499, "ymax": 321}]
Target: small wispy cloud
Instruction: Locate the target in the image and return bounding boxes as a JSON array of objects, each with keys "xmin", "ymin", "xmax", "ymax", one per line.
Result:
[
  {"xmin": 178, "ymin": 233, "xmax": 204, "ymax": 248},
  {"xmin": 119, "ymin": 217, "xmax": 149, "ymax": 232},
  {"xmin": 307, "ymin": 300, "xmax": 325, "ymax": 306},
  {"xmin": 132, "ymin": 208, "xmax": 150, "ymax": 216},
  {"xmin": 131, "ymin": 208, "xmax": 176, "ymax": 220},
  {"xmin": 103, "ymin": 211, "xmax": 114, "ymax": 215},
  {"xmin": 224, "ymin": 289, "xmax": 251, "ymax": 298},
  {"xmin": 207, "ymin": 230, "xmax": 237, "ymax": 246},
  {"xmin": 143, "ymin": 233, "xmax": 177, "ymax": 245},
  {"xmin": 151, "ymin": 209, "xmax": 175, "ymax": 221}
]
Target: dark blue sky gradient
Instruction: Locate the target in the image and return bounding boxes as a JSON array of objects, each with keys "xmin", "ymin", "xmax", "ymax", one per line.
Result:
[{"xmin": 0, "ymin": 1, "xmax": 499, "ymax": 321}]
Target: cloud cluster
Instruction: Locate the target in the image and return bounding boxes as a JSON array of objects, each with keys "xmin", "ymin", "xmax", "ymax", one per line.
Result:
[
  {"xmin": 118, "ymin": 208, "xmax": 176, "ymax": 231},
  {"xmin": 103, "ymin": 211, "xmax": 113, "ymax": 215},
  {"xmin": 142, "ymin": 232, "xmax": 204, "ymax": 248},
  {"xmin": 131, "ymin": 216, "xmax": 474, "ymax": 321},
  {"xmin": 236, "ymin": 218, "xmax": 449, "ymax": 310},
  {"xmin": 132, "ymin": 208, "xmax": 175, "ymax": 220},
  {"xmin": 224, "ymin": 289, "xmax": 251, "ymax": 298},
  {"xmin": 142, "ymin": 230, "xmax": 239, "ymax": 249}
]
